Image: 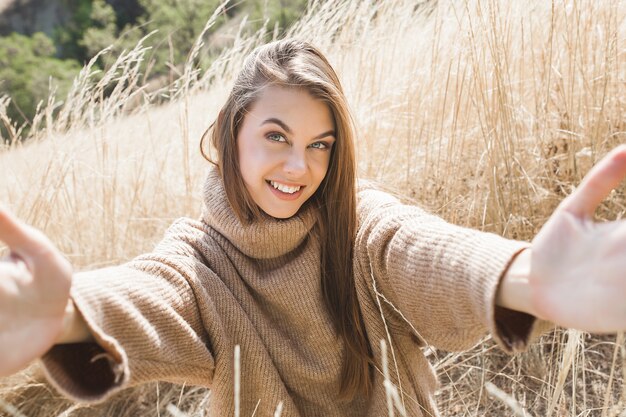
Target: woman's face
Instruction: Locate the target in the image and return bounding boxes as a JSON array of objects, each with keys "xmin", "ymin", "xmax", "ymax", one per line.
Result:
[{"xmin": 237, "ymin": 85, "xmax": 336, "ymax": 219}]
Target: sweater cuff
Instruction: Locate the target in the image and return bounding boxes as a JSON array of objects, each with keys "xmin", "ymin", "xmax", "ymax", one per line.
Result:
[
  {"xmin": 490, "ymin": 247, "xmax": 550, "ymax": 353},
  {"xmin": 40, "ymin": 290, "xmax": 129, "ymax": 403}
]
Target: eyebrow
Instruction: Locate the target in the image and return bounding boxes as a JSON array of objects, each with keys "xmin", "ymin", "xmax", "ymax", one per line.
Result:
[{"xmin": 260, "ymin": 118, "xmax": 335, "ymax": 140}]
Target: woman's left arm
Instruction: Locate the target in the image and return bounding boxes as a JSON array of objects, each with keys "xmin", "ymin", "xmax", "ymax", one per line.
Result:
[{"xmin": 497, "ymin": 144, "xmax": 626, "ymax": 333}]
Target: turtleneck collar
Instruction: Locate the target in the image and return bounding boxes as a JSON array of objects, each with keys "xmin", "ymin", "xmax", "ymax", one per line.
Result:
[{"xmin": 201, "ymin": 166, "xmax": 318, "ymax": 260}]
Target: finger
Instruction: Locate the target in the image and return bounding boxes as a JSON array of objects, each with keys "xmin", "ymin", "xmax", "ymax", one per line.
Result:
[
  {"xmin": 559, "ymin": 144, "xmax": 626, "ymax": 218},
  {"xmin": 0, "ymin": 209, "xmax": 72, "ymax": 281},
  {"xmin": 0, "ymin": 207, "xmax": 48, "ymax": 256}
]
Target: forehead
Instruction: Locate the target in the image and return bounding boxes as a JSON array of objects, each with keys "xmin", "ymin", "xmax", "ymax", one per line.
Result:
[{"xmin": 245, "ymin": 85, "xmax": 334, "ymax": 129}]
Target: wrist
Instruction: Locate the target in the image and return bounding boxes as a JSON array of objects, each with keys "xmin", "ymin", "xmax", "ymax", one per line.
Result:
[
  {"xmin": 496, "ymin": 248, "xmax": 537, "ymax": 317},
  {"xmin": 55, "ymin": 299, "xmax": 93, "ymax": 344}
]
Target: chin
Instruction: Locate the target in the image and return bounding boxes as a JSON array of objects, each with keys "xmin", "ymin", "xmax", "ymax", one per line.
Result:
[
  {"xmin": 264, "ymin": 209, "xmax": 299, "ymax": 219},
  {"xmin": 260, "ymin": 204, "xmax": 302, "ymax": 220}
]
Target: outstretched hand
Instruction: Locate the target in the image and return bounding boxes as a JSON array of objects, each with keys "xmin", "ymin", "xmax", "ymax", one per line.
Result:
[
  {"xmin": 530, "ymin": 145, "xmax": 626, "ymax": 333},
  {"xmin": 0, "ymin": 209, "xmax": 72, "ymax": 377}
]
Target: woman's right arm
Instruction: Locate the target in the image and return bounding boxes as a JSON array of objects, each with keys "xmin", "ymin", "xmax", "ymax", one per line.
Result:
[
  {"xmin": 41, "ymin": 217, "xmax": 217, "ymax": 403},
  {"xmin": 1, "ymin": 209, "xmax": 216, "ymax": 403}
]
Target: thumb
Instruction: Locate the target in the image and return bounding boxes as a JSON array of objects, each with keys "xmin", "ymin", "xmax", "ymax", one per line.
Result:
[
  {"xmin": 558, "ymin": 145, "xmax": 626, "ymax": 218},
  {"xmin": 0, "ymin": 207, "xmax": 50, "ymax": 263}
]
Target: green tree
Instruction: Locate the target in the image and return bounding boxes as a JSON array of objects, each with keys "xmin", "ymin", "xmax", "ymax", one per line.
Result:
[
  {"xmin": 70, "ymin": 0, "xmax": 233, "ymax": 79},
  {"xmin": 135, "ymin": 0, "xmax": 225, "ymax": 76},
  {"xmin": 0, "ymin": 32, "xmax": 81, "ymax": 138},
  {"xmin": 54, "ymin": 0, "xmax": 94, "ymax": 61},
  {"xmin": 79, "ymin": 0, "xmax": 118, "ymax": 58},
  {"xmin": 56, "ymin": 0, "xmax": 144, "ymax": 63},
  {"xmin": 251, "ymin": 0, "xmax": 309, "ymax": 34}
]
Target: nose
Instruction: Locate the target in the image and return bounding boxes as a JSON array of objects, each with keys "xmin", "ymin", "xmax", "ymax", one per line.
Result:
[{"xmin": 283, "ymin": 148, "xmax": 307, "ymax": 177}]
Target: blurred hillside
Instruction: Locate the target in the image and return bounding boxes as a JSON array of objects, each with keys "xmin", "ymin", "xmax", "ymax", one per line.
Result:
[{"xmin": 0, "ymin": 0, "xmax": 309, "ymax": 141}]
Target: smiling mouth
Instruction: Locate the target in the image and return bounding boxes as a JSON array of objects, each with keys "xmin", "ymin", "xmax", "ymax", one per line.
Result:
[{"xmin": 266, "ymin": 180, "xmax": 303, "ymax": 194}]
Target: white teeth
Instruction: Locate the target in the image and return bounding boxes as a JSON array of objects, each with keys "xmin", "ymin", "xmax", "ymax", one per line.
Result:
[{"xmin": 270, "ymin": 180, "xmax": 301, "ymax": 194}]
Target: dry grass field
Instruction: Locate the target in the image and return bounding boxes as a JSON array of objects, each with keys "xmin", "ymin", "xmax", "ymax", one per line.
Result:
[{"xmin": 0, "ymin": 0, "xmax": 625, "ymax": 415}]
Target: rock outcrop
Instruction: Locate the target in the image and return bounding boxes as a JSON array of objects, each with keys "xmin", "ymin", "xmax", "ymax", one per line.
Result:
[{"xmin": 0, "ymin": 0, "xmax": 71, "ymax": 37}]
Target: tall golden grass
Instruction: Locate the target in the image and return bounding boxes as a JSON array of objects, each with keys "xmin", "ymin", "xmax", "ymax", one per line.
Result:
[{"xmin": 0, "ymin": 0, "xmax": 625, "ymax": 415}]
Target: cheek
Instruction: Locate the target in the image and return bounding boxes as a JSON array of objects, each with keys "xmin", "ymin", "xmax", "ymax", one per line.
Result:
[
  {"xmin": 311, "ymin": 153, "xmax": 332, "ymax": 180},
  {"xmin": 237, "ymin": 136, "xmax": 261, "ymax": 175},
  {"xmin": 242, "ymin": 146, "xmax": 270, "ymax": 164},
  {"xmin": 238, "ymin": 142, "xmax": 278, "ymax": 184}
]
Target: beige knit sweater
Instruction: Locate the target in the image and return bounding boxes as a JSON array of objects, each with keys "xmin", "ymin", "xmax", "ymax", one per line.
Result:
[{"xmin": 41, "ymin": 168, "xmax": 542, "ymax": 416}]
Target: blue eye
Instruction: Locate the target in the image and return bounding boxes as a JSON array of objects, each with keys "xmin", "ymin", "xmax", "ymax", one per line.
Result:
[
  {"xmin": 310, "ymin": 141, "xmax": 330, "ymax": 150},
  {"xmin": 267, "ymin": 133, "xmax": 286, "ymax": 142}
]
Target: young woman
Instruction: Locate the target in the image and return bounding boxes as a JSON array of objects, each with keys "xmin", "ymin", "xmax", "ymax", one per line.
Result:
[{"xmin": 1, "ymin": 39, "xmax": 626, "ymax": 416}]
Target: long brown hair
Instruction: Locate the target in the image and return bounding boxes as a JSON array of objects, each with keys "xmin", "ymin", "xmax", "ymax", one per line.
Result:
[{"xmin": 200, "ymin": 39, "xmax": 373, "ymax": 401}]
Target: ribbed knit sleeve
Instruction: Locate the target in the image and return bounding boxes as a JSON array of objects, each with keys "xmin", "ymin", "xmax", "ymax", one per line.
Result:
[
  {"xmin": 40, "ymin": 218, "xmax": 216, "ymax": 403},
  {"xmin": 355, "ymin": 187, "xmax": 547, "ymax": 353}
]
